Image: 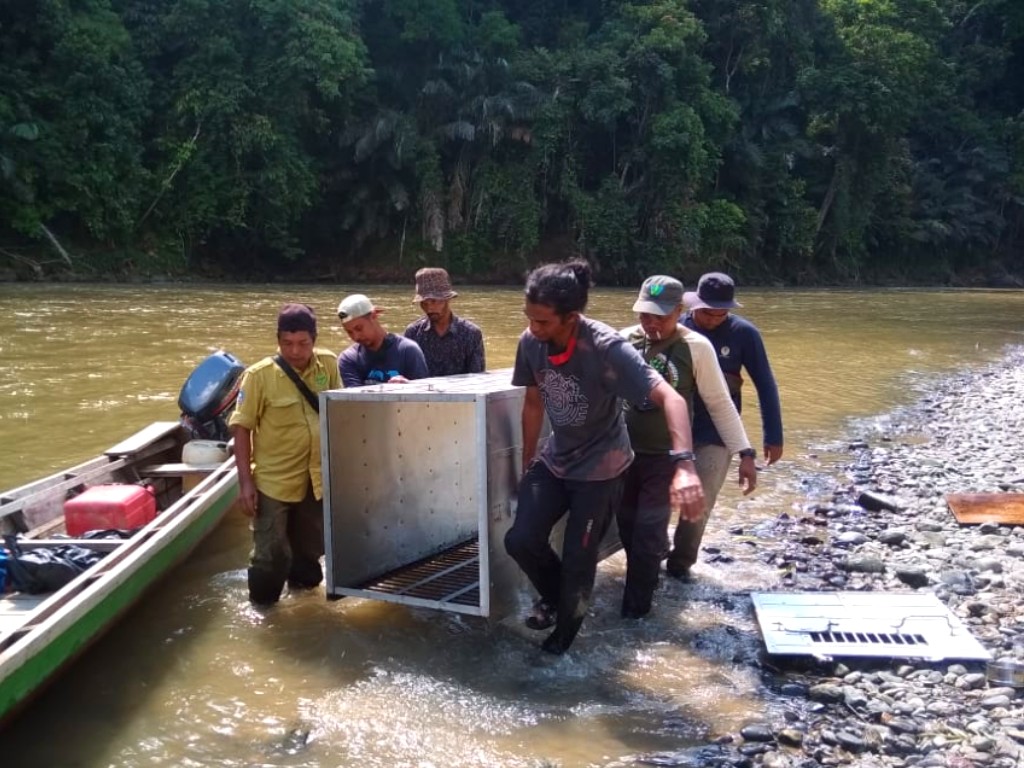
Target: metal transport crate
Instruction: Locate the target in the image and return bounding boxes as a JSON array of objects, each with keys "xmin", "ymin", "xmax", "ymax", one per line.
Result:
[{"xmin": 321, "ymin": 371, "xmax": 529, "ymax": 618}]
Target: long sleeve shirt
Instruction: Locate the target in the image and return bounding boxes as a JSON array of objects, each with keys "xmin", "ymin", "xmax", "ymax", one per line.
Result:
[{"xmin": 682, "ymin": 313, "xmax": 783, "ymax": 449}]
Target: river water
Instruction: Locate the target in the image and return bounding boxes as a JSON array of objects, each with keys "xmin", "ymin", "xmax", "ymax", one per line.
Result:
[{"xmin": 1, "ymin": 283, "xmax": 1023, "ymax": 766}]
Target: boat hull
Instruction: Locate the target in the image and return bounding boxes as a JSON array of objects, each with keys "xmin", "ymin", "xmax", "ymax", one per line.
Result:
[{"xmin": 0, "ymin": 431, "xmax": 239, "ymax": 726}]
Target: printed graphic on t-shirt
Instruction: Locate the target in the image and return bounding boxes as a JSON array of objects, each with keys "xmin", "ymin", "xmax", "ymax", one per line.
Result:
[
  {"xmin": 630, "ymin": 351, "xmax": 679, "ymax": 412},
  {"xmin": 538, "ymin": 369, "xmax": 589, "ymax": 427},
  {"xmin": 365, "ymin": 368, "xmax": 401, "ymax": 384}
]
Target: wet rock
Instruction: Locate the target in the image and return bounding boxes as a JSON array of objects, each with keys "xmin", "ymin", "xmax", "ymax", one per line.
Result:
[
  {"xmin": 761, "ymin": 752, "xmax": 792, "ymax": 768},
  {"xmin": 842, "ymin": 686, "xmax": 869, "ymax": 709},
  {"xmin": 838, "ymin": 557, "xmax": 886, "ymax": 574},
  {"xmin": 973, "ymin": 557, "xmax": 1004, "ymax": 574},
  {"xmin": 895, "ymin": 567, "xmax": 930, "ymax": 588},
  {"xmin": 882, "ymin": 716, "xmax": 923, "ymax": 735},
  {"xmin": 739, "ymin": 724, "xmax": 774, "ymax": 742},
  {"xmin": 878, "ymin": 529, "xmax": 908, "ymax": 546},
  {"xmin": 835, "ymin": 730, "xmax": 868, "ymax": 753},
  {"xmin": 808, "ymin": 683, "xmax": 844, "ymax": 703},
  {"xmin": 957, "ymin": 672, "xmax": 987, "ymax": 690},
  {"xmin": 981, "ymin": 694, "xmax": 1012, "ymax": 708},
  {"xmin": 836, "ymin": 531, "xmax": 869, "ymax": 545},
  {"xmin": 776, "ymin": 728, "xmax": 804, "ymax": 747},
  {"xmin": 940, "ymin": 570, "xmax": 972, "ymax": 587},
  {"xmin": 969, "ymin": 536, "xmax": 1003, "ymax": 552},
  {"xmin": 857, "ymin": 491, "xmax": 899, "ymax": 512}
]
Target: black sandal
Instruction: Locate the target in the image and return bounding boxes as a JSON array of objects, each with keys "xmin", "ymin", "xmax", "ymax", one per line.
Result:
[{"xmin": 525, "ymin": 600, "xmax": 557, "ymax": 630}]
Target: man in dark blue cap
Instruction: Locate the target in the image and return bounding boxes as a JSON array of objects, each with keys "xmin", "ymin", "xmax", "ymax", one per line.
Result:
[{"xmin": 668, "ymin": 272, "xmax": 783, "ymax": 580}]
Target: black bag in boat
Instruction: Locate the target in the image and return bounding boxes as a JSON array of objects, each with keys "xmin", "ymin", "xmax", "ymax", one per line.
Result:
[{"xmin": 2, "ymin": 535, "xmax": 105, "ymax": 594}]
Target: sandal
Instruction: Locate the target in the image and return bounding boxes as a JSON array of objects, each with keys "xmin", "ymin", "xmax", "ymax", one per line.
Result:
[{"xmin": 524, "ymin": 600, "xmax": 557, "ymax": 630}]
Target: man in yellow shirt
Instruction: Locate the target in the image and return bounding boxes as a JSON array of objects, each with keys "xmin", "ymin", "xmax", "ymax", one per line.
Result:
[{"xmin": 229, "ymin": 303, "xmax": 341, "ymax": 605}]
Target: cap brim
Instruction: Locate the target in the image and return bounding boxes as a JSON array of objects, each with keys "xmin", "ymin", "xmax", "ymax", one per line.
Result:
[
  {"xmin": 683, "ymin": 291, "xmax": 740, "ymax": 309},
  {"xmin": 632, "ymin": 298, "xmax": 676, "ymax": 315},
  {"xmin": 339, "ymin": 307, "xmax": 379, "ymax": 322}
]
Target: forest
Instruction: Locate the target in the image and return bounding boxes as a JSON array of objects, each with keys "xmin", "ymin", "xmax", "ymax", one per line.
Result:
[{"xmin": 1, "ymin": 0, "xmax": 1022, "ymax": 285}]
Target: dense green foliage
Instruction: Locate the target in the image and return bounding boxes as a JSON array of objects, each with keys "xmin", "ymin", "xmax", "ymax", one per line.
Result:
[{"xmin": 1, "ymin": 0, "xmax": 1021, "ymax": 283}]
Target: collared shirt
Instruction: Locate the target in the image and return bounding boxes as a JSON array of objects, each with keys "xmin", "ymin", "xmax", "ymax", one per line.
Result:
[
  {"xmin": 682, "ymin": 312, "xmax": 783, "ymax": 448},
  {"xmin": 228, "ymin": 350, "xmax": 340, "ymax": 502},
  {"xmin": 403, "ymin": 314, "xmax": 486, "ymax": 377}
]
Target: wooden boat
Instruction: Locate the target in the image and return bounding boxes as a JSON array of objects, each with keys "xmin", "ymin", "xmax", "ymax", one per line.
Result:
[{"xmin": 0, "ymin": 421, "xmax": 239, "ymax": 726}]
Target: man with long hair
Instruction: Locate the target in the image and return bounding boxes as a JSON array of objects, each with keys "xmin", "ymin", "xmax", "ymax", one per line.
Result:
[{"xmin": 504, "ymin": 260, "xmax": 705, "ymax": 654}]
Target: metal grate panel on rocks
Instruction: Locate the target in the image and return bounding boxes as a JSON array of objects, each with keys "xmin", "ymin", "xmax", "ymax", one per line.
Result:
[{"xmin": 751, "ymin": 592, "xmax": 991, "ymax": 661}]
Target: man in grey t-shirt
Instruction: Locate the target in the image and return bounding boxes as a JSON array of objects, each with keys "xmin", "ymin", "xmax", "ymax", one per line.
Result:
[{"xmin": 505, "ymin": 260, "xmax": 705, "ymax": 655}]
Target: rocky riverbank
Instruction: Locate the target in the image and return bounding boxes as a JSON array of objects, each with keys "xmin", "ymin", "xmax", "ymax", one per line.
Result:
[{"xmin": 636, "ymin": 347, "xmax": 1024, "ymax": 768}]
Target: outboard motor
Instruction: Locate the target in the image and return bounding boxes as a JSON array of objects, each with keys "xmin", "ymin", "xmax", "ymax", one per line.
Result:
[{"xmin": 178, "ymin": 350, "xmax": 245, "ymax": 441}]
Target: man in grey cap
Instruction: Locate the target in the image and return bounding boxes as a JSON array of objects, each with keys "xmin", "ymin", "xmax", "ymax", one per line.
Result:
[
  {"xmin": 403, "ymin": 267, "xmax": 485, "ymax": 376},
  {"xmin": 619, "ymin": 276, "xmax": 757, "ymax": 617},
  {"xmin": 337, "ymin": 293, "xmax": 428, "ymax": 387},
  {"xmin": 669, "ymin": 271, "xmax": 783, "ymax": 580}
]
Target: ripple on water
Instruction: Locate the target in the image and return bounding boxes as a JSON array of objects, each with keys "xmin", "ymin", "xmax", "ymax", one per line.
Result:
[{"xmin": 308, "ymin": 669, "xmax": 547, "ymax": 767}]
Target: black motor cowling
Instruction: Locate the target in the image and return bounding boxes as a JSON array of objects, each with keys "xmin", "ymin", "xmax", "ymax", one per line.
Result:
[{"xmin": 178, "ymin": 350, "xmax": 245, "ymax": 441}]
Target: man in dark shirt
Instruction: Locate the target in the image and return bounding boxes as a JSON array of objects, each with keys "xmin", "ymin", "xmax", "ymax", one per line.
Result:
[
  {"xmin": 403, "ymin": 267, "xmax": 485, "ymax": 377},
  {"xmin": 667, "ymin": 272, "xmax": 783, "ymax": 579},
  {"xmin": 337, "ymin": 293, "xmax": 429, "ymax": 387}
]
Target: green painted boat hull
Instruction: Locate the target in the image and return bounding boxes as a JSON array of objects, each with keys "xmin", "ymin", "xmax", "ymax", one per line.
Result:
[{"xmin": 0, "ymin": 480, "xmax": 238, "ymax": 724}]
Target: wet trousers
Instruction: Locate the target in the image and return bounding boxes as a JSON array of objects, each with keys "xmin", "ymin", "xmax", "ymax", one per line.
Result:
[
  {"xmin": 504, "ymin": 461, "xmax": 623, "ymax": 652},
  {"xmin": 248, "ymin": 484, "xmax": 324, "ymax": 605},
  {"xmin": 617, "ymin": 453, "xmax": 676, "ymax": 616},
  {"xmin": 667, "ymin": 443, "xmax": 731, "ymax": 574}
]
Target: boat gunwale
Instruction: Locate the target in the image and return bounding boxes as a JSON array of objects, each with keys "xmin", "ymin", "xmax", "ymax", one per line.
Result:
[{"xmin": 0, "ymin": 423, "xmax": 240, "ymax": 724}]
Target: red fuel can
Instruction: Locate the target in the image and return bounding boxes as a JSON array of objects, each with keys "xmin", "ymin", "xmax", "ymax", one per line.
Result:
[{"xmin": 63, "ymin": 484, "xmax": 158, "ymax": 536}]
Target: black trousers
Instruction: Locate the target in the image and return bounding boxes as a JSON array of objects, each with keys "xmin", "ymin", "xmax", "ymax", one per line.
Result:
[
  {"xmin": 504, "ymin": 461, "xmax": 623, "ymax": 651},
  {"xmin": 617, "ymin": 453, "xmax": 676, "ymax": 616}
]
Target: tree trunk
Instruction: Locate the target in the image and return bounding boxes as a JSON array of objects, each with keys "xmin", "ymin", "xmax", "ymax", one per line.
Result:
[{"xmin": 815, "ymin": 161, "xmax": 841, "ymax": 239}]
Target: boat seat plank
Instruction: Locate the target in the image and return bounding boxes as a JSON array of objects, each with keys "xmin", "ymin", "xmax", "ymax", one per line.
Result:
[
  {"xmin": 104, "ymin": 422, "xmax": 181, "ymax": 457},
  {"xmin": 14, "ymin": 539, "xmax": 126, "ymax": 553},
  {"xmin": 140, "ymin": 463, "xmax": 222, "ymax": 477}
]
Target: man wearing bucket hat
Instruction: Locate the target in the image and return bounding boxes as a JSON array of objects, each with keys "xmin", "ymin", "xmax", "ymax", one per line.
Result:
[
  {"xmin": 337, "ymin": 293, "xmax": 429, "ymax": 387},
  {"xmin": 667, "ymin": 272, "xmax": 783, "ymax": 580},
  {"xmin": 403, "ymin": 267, "xmax": 486, "ymax": 377},
  {"xmin": 229, "ymin": 303, "xmax": 341, "ymax": 605},
  {"xmin": 618, "ymin": 276, "xmax": 757, "ymax": 617}
]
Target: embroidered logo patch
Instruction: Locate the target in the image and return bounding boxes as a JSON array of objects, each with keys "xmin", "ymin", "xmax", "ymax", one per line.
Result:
[{"xmin": 649, "ymin": 284, "xmax": 664, "ymax": 297}]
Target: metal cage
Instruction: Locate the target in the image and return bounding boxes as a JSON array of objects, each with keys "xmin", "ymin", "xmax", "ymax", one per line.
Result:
[{"xmin": 321, "ymin": 371, "xmax": 527, "ymax": 618}]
